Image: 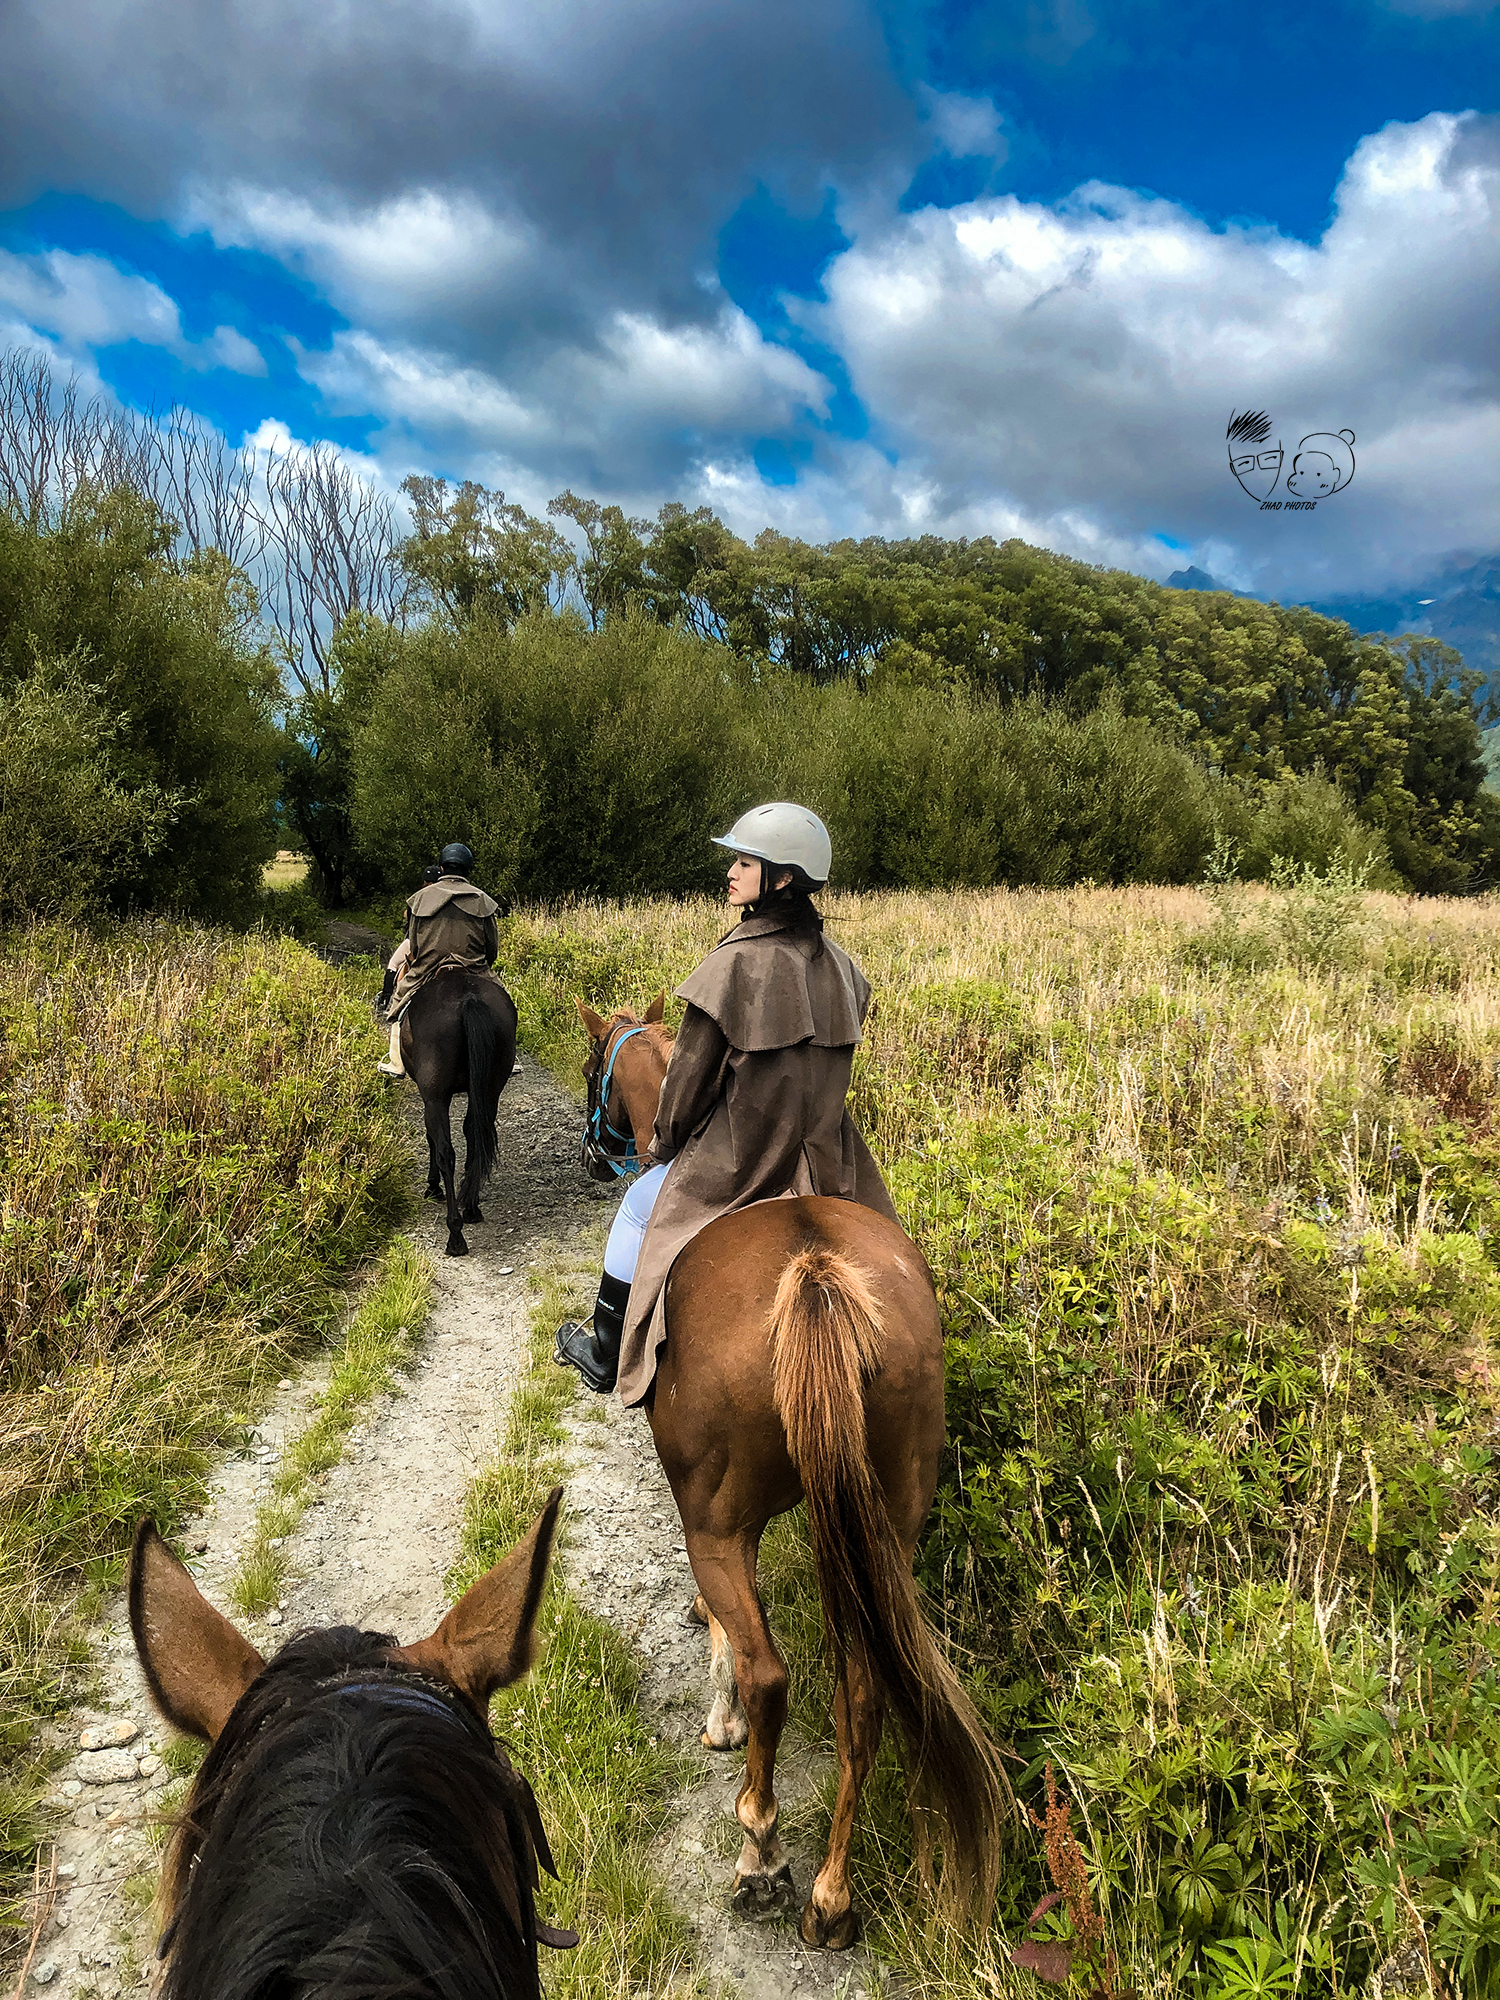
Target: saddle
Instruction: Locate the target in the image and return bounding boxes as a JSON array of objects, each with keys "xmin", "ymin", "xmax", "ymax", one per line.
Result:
[{"xmin": 389, "ymin": 955, "xmax": 500, "ymax": 1023}]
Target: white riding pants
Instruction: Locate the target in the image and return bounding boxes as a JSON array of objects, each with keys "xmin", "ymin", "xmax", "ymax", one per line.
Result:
[{"xmin": 602, "ymin": 1163, "xmax": 668, "ymax": 1285}]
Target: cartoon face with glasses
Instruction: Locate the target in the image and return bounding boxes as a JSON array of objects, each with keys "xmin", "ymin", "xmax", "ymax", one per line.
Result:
[{"xmin": 1227, "ymin": 409, "xmax": 1283, "ymax": 502}]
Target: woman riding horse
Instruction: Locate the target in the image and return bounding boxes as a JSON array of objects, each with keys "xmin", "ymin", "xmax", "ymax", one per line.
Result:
[
  {"xmin": 378, "ymin": 843, "xmax": 502, "ymax": 1078},
  {"xmin": 554, "ymin": 801, "xmax": 895, "ymax": 1398},
  {"xmin": 560, "ymin": 811, "xmax": 1009, "ymax": 1938}
]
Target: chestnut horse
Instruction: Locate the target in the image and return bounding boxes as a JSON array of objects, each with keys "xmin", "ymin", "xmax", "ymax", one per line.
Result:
[
  {"xmin": 128, "ymin": 1493, "xmax": 571, "ymax": 2000},
  {"xmin": 574, "ymin": 1002, "xmax": 1009, "ymax": 1946}
]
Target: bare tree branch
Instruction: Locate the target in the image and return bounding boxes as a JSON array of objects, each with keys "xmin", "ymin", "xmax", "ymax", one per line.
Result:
[
  {"xmin": 254, "ymin": 441, "xmax": 408, "ymax": 694},
  {"xmin": 0, "ymin": 351, "xmax": 409, "ymax": 691}
]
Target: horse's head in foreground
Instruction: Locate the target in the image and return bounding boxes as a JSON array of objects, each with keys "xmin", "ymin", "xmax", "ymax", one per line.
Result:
[{"xmin": 130, "ymin": 1488, "xmax": 569, "ymax": 2000}]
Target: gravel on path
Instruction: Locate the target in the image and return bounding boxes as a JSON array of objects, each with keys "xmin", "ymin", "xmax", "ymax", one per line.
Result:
[{"xmin": 23, "ymin": 1042, "xmax": 611, "ymax": 1999}]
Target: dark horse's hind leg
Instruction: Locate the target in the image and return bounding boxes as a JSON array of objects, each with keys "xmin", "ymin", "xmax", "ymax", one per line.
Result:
[
  {"xmin": 459, "ymin": 1098, "xmax": 484, "ymax": 1225},
  {"xmin": 423, "ymin": 1097, "xmax": 467, "ymax": 1256},
  {"xmin": 459, "ymin": 1102, "xmax": 485, "ymax": 1223}
]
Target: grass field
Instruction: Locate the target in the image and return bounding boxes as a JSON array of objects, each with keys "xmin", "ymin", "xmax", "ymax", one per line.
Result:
[
  {"xmin": 262, "ymin": 851, "xmax": 310, "ymax": 888},
  {"xmin": 497, "ymin": 878, "xmax": 1500, "ymax": 2000},
  {"xmin": 0, "ymin": 924, "xmax": 402, "ymax": 1927},
  {"xmin": 9, "ymin": 882, "xmax": 1500, "ymax": 1994}
]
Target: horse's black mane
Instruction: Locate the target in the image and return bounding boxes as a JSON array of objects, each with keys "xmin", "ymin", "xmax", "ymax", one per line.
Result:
[{"xmin": 161, "ymin": 1625, "xmax": 550, "ymax": 2000}]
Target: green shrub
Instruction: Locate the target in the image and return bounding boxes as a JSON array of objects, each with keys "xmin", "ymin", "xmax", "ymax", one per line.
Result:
[
  {"xmin": 1223, "ymin": 767, "xmax": 1395, "ymax": 885},
  {"xmin": 255, "ymin": 878, "xmax": 330, "ymax": 946},
  {"xmin": 352, "ymin": 621, "xmax": 1229, "ymax": 898},
  {"xmin": 352, "ymin": 610, "xmax": 745, "ymax": 902},
  {"xmin": 0, "ymin": 493, "xmax": 280, "ymax": 921},
  {"xmin": 0, "ymin": 652, "xmax": 180, "ymax": 915}
]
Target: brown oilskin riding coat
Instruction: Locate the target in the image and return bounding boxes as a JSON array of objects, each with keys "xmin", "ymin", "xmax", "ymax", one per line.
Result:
[
  {"xmin": 616, "ymin": 908, "xmax": 898, "ymax": 1408},
  {"xmin": 399, "ymin": 876, "xmax": 500, "ymax": 991}
]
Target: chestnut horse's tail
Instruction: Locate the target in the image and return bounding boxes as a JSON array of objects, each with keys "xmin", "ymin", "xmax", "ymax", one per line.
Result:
[{"xmin": 769, "ymin": 1242, "xmax": 1009, "ymax": 1920}]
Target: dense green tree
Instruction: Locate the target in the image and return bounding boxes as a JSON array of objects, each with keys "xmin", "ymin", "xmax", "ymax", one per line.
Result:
[
  {"xmin": 0, "ymin": 489, "xmax": 280, "ymax": 919},
  {"xmin": 546, "ymin": 491, "xmax": 650, "ymax": 629},
  {"xmin": 400, "ymin": 477, "xmax": 572, "ymax": 628},
  {"xmin": 346, "ymin": 614, "xmax": 1382, "ymax": 900},
  {"xmin": 587, "ymin": 509, "xmax": 1499, "ymax": 892},
  {"xmin": 0, "ymin": 652, "xmax": 180, "ymax": 915},
  {"xmin": 278, "ymin": 612, "xmax": 404, "ymax": 906},
  {"xmin": 351, "ymin": 611, "xmax": 746, "ymax": 904}
]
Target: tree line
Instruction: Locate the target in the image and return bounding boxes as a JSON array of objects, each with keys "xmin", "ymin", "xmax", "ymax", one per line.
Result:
[{"xmin": 0, "ymin": 349, "xmax": 1493, "ymax": 921}]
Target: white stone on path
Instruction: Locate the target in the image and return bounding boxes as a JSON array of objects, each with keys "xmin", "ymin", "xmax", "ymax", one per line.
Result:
[
  {"xmin": 78, "ymin": 1720, "xmax": 137, "ymax": 1750},
  {"xmin": 75, "ymin": 1749, "xmax": 141, "ymax": 1785}
]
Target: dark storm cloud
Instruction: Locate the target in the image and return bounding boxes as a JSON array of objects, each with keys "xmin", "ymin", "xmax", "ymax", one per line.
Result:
[{"xmin": 0, "ymin": 0, "xmax": 913, "ymax": 357}]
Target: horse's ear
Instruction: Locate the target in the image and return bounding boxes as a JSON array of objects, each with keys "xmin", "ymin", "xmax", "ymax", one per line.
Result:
[
  {"xmin": 391, "ymin": 1486, "xmax": 562, "ymax": 1709},
  {"xmin": 129, "ymin": 1520, "xmax": 265, "ymax": 1742},
  {"xmin": 644, "ymin": 990, "xmax": 666, "ymax": 1024},
  {"xmin": 575, "ymin": 999, "xmax": 608, "ymax": 1042}
]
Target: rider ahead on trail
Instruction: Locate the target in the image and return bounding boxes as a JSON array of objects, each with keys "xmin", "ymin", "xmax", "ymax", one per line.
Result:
[
  {"xmin": 377, "ymin": 843, "xmax": 502, "ymax": 1078},
  {"xmin": 554, "ymin": 801, "xmax": 897, "ymax": 1399}
]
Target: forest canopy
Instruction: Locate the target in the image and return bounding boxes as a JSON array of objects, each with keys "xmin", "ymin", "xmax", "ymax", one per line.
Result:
[{"xmin": 0, "ymin": 352, "xmax": 1493, "ymax": 914}]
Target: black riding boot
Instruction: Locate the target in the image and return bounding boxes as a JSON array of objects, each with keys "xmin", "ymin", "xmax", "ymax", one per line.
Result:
[
  {"xmin": 554, "ymin": 1271, "xmax": 630, "ymax": 1394},
  {"xmin": 378, "ymin": 967, "xmax": 397, "ymax": 1016}
]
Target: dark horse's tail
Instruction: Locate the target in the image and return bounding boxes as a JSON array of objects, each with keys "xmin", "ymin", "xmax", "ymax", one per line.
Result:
[
  {"xmin": 770, "ymin": 1244, "xmax": 1010, "ymax": 1920},
  {"xmin": 458, "ymin": 991, "xmax": 503, "ymax": 1214}
]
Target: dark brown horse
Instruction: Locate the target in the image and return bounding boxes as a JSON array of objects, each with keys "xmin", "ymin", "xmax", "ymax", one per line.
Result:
[
  {"xmin": 399, "ymin": 967, "xmax": 517, "ymax": 1256},
  {"xmin": 575, "ymin": 1005, "xmax": 1010, "ymax": 1946},
  {"xmin": 128, "ymin": 1492, "xmax": 570, "ymax": 2000}
]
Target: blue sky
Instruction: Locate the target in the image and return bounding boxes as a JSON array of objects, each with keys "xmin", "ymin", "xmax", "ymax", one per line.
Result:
[{"xmin": 0, "ymin": 0, "xmax": 1495, "ymax": 600}]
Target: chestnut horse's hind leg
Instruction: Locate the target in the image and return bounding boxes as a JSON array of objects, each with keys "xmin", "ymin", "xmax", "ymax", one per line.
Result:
[
  {"xmin": 702, "ymin": 1610, "xmax": 748, "ymax": 1750},
  {"xmin": 422, "ymin": 1097, "xmax": 466, "ymax": 1256},
  {"xmin": 800, "ymin": 1646, "xmax": 885, "ymax": 1949},
  {"xmin": 686, "ymin": 1529, "xmax": 795, "ymax": 1913}
]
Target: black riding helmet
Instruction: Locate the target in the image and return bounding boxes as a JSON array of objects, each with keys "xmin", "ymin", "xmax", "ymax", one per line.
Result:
[{"xmin": 440, "ymin": 843, "xmax": 474, "ymax": 876}]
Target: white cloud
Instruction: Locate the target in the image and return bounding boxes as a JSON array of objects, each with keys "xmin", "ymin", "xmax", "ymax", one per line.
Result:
[
  {"xmin": 0, "ymin": 246, "xmax": 266, "ymax": 375},
  {"xmin": 292, "ymin": 303, "xmax": 831, "ymax": 491},
  {"xmin": 0, "ymin": 248, "xmax": 182, "ymax": 352},
  {"xmin": 200, "ymin": 324, "xmax": 267, "ymax": 376},
  {"xmin": 800, "ymin": 111, "xmax": 1500, "ymax": 595},
  {"xmin": 918, "ymin": 86, "xmax": 1008, "ymax": 163},
  {"xmin": 186, "ymin": 185, "xmax": 535, "ymax": 329}
]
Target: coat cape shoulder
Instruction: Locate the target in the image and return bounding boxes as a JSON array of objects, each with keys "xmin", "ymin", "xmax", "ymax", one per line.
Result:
[
  {"xmin": 673, "ymin": 918, "xmax": 866, "ymax": 1052},
  {"xmin": 407, "ymin": 878, "xmax": 499, "ymax": 920}
]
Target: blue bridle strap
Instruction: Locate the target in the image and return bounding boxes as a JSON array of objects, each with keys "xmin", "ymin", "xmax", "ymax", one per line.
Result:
[{"xmin": 588, "ymin": 1022, "xmax": 650, "ymax": 1178}]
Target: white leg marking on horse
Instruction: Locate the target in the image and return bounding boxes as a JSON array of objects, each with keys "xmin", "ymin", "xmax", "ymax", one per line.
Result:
[{"xmin": 703, "ymin": 1612, "xmax": 749, "ymax": 1750}]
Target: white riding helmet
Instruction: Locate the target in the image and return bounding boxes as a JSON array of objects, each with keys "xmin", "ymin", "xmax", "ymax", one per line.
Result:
[{"xmin": 713, "ymin": 802, "xmax": 832, "ymax": 888}]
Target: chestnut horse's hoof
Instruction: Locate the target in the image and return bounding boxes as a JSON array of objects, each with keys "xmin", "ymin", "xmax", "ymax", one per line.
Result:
[
  {"xmin": 799, "ymin": 1899, "xmax": 860, "ymax": 1950},
  {"xmin": 732, "ymin": 1863, "xmax": 796, "ymax": 1918},
  {"xmin": 446, "ymin": 1238, "xmax": 469, "ymax": 1258},
  {"xmin": 684, "ymin": 1592, "xmax": 710, "ymax": 1627}
]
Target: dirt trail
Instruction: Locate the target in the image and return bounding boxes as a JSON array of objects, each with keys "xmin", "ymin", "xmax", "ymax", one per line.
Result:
[
  {"xmin": 24, "ymin": 1012, "xmax": 878, "ymax": 1999},
  {"xmin": 558, "ymin": 1386, "xmax": 886, "ymax": 2000}
]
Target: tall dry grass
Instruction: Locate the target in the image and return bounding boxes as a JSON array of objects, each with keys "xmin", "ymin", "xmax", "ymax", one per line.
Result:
[
  {"xmin": 0, "ymin": 923, "xmax": 403, "ymax": 1917},
  {"xmin": 499, "ymin": 880, "xmax": 1500, "ymax": 1998}
]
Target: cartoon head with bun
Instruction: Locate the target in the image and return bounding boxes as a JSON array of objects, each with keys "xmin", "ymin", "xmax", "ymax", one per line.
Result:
[{"xmin": 1287, "ymin": 430, "xmax": 1355, "ymax": 499}]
